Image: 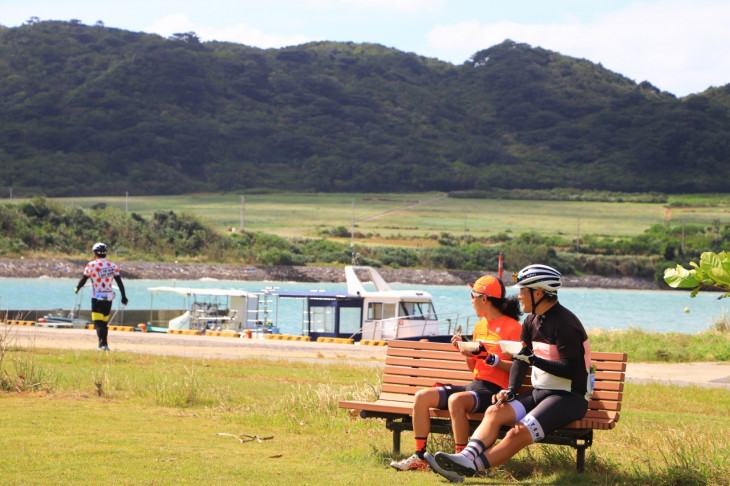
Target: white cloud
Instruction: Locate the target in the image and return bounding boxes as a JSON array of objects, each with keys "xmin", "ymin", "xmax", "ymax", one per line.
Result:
[
  {"xmin": 145, "ymin": 13, "xmax": 311, "ymax": 48},
  {"xmin": 426, "ymin": 0, "xmax": 730, "ymax": 96},
  {"xmin": 143, "ymin": 13, "xmax": 195, "ymax": 37},
  {"xmin": 304, "ymin": 0, "xmax": 445, "ymax": 12}
]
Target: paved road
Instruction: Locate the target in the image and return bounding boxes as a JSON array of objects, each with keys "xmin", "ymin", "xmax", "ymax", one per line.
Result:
[
  {"xmin": 3, "ymin": 325, "xmax": 387, "ymax": 365},
  {"xmin": 4, "ymin": 325, "xmax": 729, "ymax": 388}
]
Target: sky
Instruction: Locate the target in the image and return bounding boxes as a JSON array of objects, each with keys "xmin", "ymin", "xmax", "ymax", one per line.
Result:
[{"xmin": 2, "ymin": 0, "xmax": 729, "ymax": 97}]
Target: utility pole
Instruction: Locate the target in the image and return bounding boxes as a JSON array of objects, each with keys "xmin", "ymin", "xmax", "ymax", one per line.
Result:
[
  {"xmin": 681, "ymin": 222, "xmax": 685, "ymax": 254},
  {"xmin": 240, "ymin": 195, "xmax": 245, "ymax": 231},
  {"xmin": 463, "ymin": 211, "xmax": 467, "ymax": 246},
  {"xmin": 350, "ymin": 200, "xmax": 359, "ymax": 265}
]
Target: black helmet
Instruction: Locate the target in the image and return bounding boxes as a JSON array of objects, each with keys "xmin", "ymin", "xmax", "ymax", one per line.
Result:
[{"xmin": 92, "ymin": 242, "xmax": 107, "ymax": 256}]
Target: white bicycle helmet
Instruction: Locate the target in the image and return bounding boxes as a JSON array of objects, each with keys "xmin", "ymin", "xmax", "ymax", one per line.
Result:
[
  {"xmin": 92, "ymin": 242, "xmax": 107, "ymax": 256},
  {"xmin": 513, "ymin": 264, "xmax": 562, "ymax": 294}
]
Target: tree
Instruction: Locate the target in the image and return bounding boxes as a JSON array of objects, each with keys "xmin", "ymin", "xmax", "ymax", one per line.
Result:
[
  {"xmin": 663, "ymin": 251, "xmax": 730, "ymax": 298},
  {"xmin": 170, "ymin": 32, "xmax": 200, "ymax": 44}
]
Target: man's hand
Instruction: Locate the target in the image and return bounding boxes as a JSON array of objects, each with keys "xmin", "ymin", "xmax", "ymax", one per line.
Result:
[
  {"xmin": 121, "ymin": 297, "xmax": 129, "ymax": 306},
  {"xmin": 495, "ymin": 389, "xmax": 516, "ymax": 403},
  {"xmin": 488, "ymin": 389, "xmax": 515, "ymax": 413},
  {"xmin": 512, "ymin": 351, "xmax": 534, "ymax": 364}
]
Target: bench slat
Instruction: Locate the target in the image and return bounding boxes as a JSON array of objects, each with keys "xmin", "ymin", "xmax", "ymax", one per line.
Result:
[
  {"xmin": 591, "ymin": 352, "xmax": 628, "ymax": 362},
  {"xmin": 594, "ymin": 361, "xmax": 627, "ymax": 372},
  {"xmin": 587, "ymin": 399, "xmax": 622, "ymax": 411},
  {"xmin": 595, "ymin": 370, "xmax": 625, "ymax": 382},
  {"xmin": 384, "ymin": 375, "xmax": 473, "ymax": 388},
  {"xmin": 340, "ymin": 400, "xmax": 414, "ymax": 415},
  {"xmin": 581, "ymin": 409, "xmax": 620, "ymax": 422},
  {"xmin": 382, "ymin": 384, "xmax": 441, "ymax": 396},
  {"xmin": 386, "ymin": 356, "xmax": 473, "ymax": 370},
  {"xmin": 590, "ymin": 390, "xmax": 622, "ymax": 401},
  {"xmin": 377, "ymin": 392, "xmax": 417, "ymax": 403},
  {"xmin": 565, "ymin": 418, "xmax": 617, "ymax": 430},
  {"xmin": 387, "ymin": 340, "xmax": 456, "ymax": 351},
  {"xmin": 386, "ymin": 347, "xmax": 466, "ymax": 362},
  {"xmin": 594, "ymin": 381, "xmax": 624, "ymax": 392},
  {"xmin": 384, "ymin": 365, "xmax": 475, "ymax": 382}
]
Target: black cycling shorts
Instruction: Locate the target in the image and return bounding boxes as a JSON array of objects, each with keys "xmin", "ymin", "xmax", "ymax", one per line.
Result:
[
  {"xmin": 435, "ymin": 380, "xmax": 502, "ymax": 413},
  {"xmin": 509, "ymin": 388, "xmax": 588, "ymax": 442}
]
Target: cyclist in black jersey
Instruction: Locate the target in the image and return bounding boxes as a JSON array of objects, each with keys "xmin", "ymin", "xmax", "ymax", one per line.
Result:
[{"xmin": 428, "ymin": 264, "xmax": 592, "ymax": 480}]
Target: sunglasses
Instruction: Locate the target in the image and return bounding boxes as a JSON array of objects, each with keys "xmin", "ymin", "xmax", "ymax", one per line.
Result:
[{"xmin": 470, "ymin": 290, "xmax": 486, "ymax": 299}]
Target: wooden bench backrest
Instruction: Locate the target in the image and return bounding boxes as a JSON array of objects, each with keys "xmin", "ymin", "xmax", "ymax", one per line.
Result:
[{"xmin": 382, "ymin": 340, "xmax": 627, "ymax": 430}]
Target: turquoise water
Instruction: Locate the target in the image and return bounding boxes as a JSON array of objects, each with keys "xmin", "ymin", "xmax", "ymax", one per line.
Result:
[{"xmin": 1, "ymin": 277, "xmax": 727, "ymax": 335}]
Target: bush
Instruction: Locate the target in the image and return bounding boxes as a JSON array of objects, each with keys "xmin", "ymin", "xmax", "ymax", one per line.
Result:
[
  {"xmin": 256, "ymin": 247, "xmax": 307, "ymax": 266},
  {"xmin": 373, "ymin": 247, "xmax": 418, "ymax": 268}
]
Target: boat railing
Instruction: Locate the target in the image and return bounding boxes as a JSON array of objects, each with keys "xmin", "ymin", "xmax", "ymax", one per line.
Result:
[
  {"xmin": 358, "ymin": 313, "xmax": 478, "ymax": 341},
  {"xmin": 436, "ymin": 312, "xmax": 478, "ymax": 336}
]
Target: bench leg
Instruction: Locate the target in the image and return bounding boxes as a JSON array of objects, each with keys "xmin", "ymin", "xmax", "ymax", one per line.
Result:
[
  {"xmin": 393, "ymin": 428, "xmax": 401, "ymax": 455},
  {"xmin": 576, "ymin": 444, "xmax": 586, "ymax": 473}
]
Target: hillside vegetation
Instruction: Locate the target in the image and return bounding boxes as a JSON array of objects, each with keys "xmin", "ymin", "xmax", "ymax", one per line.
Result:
[
  {"xmin": 2, "ymin": 20, "xmax": 730, "ymax": 196},
  {"xmin": 3, "ymin": 197, "xmax": 730, "ymax": 286}
]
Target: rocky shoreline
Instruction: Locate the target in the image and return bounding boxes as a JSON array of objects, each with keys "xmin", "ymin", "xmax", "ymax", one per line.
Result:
[{"xmin": 0, "ymin": 257, "xmax": 659, "ymax": 289}]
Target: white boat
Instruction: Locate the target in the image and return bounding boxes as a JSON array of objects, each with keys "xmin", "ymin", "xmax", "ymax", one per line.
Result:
[
  {"xmin": 272, "ymin": 266, "xmax": 475, "ymax": 342},
  {"xmin": 146, "ymin": 286, "xmax": 267, "ymax": 334}
]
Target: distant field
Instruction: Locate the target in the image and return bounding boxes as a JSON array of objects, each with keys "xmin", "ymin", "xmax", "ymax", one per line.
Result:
[{"xmin": 49, "ymin": 192, "xmax": 730, "ymax": 242}]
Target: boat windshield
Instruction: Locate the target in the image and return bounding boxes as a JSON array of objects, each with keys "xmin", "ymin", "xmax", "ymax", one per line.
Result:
[{"xmin": 399, "ymin": 301, "xmax": 437, "ymax": 320}]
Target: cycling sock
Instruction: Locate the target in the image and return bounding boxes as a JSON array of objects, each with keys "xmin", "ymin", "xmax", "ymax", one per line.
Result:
[
  {"xmin": 461, "ymin": 438, "xmax": 485, "ymax": 462},
  {"xmin": 415, "ymin": 438, "xmax": 428, "ymax": 459},
  {"xmin": 474, "ymin": 452, "xmax": 491, "ymax": 471}
]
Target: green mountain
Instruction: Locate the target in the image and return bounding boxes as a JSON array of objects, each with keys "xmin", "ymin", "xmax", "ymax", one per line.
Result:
[{"xmin": 1, "ymin": 20, "xmax": 729, "ymax": 196}]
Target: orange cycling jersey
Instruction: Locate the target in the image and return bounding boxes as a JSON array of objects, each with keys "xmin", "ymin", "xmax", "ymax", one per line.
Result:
[{"xmin": 470, "ymin": 314, "xmax": 522, "ymax": 389}]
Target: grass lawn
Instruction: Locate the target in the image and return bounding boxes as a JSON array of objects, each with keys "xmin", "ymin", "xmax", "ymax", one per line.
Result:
[{"xmin": 0, "ymin": 346, "xmax": 728, "ymax": 485}]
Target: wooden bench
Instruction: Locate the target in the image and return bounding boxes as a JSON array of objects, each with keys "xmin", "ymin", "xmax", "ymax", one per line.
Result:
[{"xmin": 339, "ymin": 340, "xmax": 627, "ymax": 473}]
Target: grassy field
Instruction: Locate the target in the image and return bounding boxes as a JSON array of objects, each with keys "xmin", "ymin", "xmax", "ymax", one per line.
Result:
[
  {"xmin": 1, "ymin": 328, "xmax": 728, "ymax": 485},
  {"xmin": 44, "ymin": 192, "xmax": 730, "ymax": 244}
]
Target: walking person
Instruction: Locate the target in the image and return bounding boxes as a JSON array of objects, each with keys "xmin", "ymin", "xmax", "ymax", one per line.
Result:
[
  {"xmin": 390, "ymin": 275, "xmax": 522, "ymax": 482},
  {"xmin": 75, "ymin": 242, "xmax": 128, "ymax": 350},
  {"xmin": 429, "ymin": 264, "xmax": 592, "ymax": 482}
]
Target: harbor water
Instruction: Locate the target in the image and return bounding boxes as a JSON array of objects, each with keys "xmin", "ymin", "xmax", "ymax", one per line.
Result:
[{"xmin": 1, "ymin": 277, "xmax": 727, "ymax": 335}]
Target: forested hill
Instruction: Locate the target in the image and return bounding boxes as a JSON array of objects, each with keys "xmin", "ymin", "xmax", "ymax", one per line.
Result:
[{"xmin": 2, "ymin": 20, "xmax": 730, "ymax": 197}]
